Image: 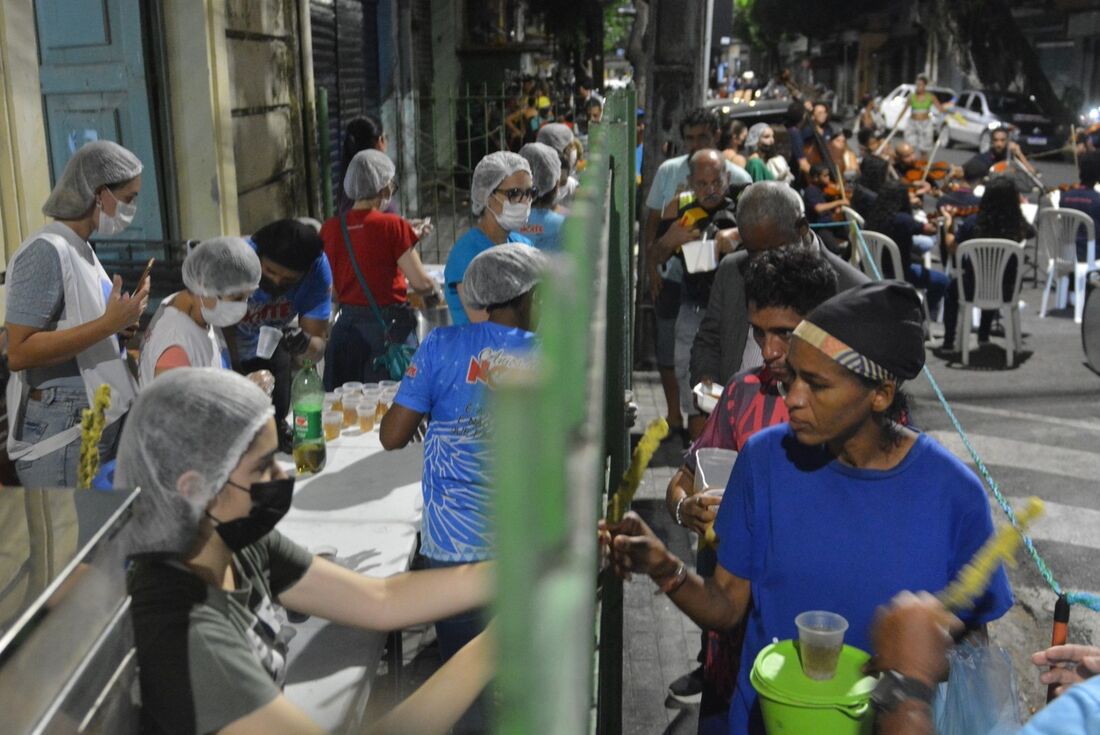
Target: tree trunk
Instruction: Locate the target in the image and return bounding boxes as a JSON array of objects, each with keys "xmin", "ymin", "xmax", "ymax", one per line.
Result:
[{"xmin": 931, "ymin": 0, "xmax": 1067, "ymax": 119}]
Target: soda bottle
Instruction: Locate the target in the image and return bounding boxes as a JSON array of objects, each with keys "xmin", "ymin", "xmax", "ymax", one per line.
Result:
[{"xmin": 291, "ymin": 360, "xmax": 326, "ymax": 474}]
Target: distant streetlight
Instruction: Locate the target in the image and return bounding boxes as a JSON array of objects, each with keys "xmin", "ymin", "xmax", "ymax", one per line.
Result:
[{"xmin": 617, "ymin": 4, "xmax": 638, "ymax": 16}]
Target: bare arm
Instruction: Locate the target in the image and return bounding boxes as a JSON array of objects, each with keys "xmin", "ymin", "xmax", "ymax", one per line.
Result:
[
  {"xmin": 298, "ymin": 316, "xmax": 328, "ymax": 362},
  {"xmin": 6, "ymin": 275, "xmax": 148, "ymax": 372},
  {"xmin": 278, "ymin": 556, "xmax": 492, "ymax": 632},
  {"xmin": 218, "ymin": 695, "xmax": 326, "ymax": 735},
  {"xmin": 665, "ymin": 466, "xmax": 721, "ymax": 536},
  {"xmin": 379, "ymin": 403, "xmax": 425, "ymax": 450},
  {"xmin": 397, "ymin": 248, "xmax": 437, "ymax": 293},
  {"xmin": 365, "ymin": 626, "xmax": 494, "ymax": 735}
]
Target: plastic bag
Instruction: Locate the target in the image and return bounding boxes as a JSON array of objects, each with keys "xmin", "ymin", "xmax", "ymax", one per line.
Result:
[{"xmin": 933, "ymin": 640, "xmax": 1022, "ymax": 735}]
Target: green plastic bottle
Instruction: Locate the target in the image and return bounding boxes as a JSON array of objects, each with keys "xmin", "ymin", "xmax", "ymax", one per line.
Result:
[{"xmin": 291, "ymin": 360, "xmax": 326, "ymax": 474}]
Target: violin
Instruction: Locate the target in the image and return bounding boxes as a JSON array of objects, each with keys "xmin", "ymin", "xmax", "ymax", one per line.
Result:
[{"xmin": 904, "ymin": 160, "xmax": 953, "ymax": 185}]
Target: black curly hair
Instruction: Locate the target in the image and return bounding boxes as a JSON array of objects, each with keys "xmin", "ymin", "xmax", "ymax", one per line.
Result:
[
  {"xmin": 744, "ymin": 245, "xmax": 839, "ymax": 315},
  {"xmin": 857, "ymin": 155, "xmax": 889, "ymax": 194},
  {"xmin": 973, "ymin": 177, "xmax": 1029, "ymax": 241},
  {"xmin": 865, "ymin": 181, "xmax": 911, "ymax": 233},
  {"xmin": 679, "ymin": 107, "xmax": 720, "ymax": 137}
]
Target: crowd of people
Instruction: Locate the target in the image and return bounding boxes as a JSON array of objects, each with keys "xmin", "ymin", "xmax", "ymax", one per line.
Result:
[
  {"xmin": 2, "ymin": 97, "xmax": 573, "ymax": 732},
  {"xmin": 607, "ymin": 77, "xmax": 1100, "ymax": 735},
  {"xmin": 7, "ymin": 68, "xmax": 1100, "ymax": 735}
]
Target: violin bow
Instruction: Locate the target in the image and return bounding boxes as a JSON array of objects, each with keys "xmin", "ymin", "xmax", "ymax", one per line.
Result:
[
  {"xmin": 874, "ymin": 107, "xmax": 906, "ymax": 156},
  {"xmin": 1072, "ymin": 125, "xmax": 1080, "ymax": 174},
  {"xmin": 919, "ymin": 126, "xmax": 950, "ymax": 184}
]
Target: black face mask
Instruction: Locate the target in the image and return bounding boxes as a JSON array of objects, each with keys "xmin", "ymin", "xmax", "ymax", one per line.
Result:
[
  {"xmin": 207, "ymin": 476, "xmax": 295, "ymax": 551},
  {"xmin": 259, "ymin": 276, "xmax": 290, "ymax": 298},
  {"xmin": 758, "ymin": 143, "xmax": 776, "ymax": 158}
]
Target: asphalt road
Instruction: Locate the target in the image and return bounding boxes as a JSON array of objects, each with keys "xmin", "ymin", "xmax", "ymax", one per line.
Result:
[{"xmin": 935, "ymin": 143, "xmax": 1078, "ymax": 190}]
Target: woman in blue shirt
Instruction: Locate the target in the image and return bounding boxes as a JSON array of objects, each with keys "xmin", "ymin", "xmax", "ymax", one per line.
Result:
[
  {"xmin": 518, "ymin": 142, "xmax": 567, "ymax": 252},
  {"xmin": 603, "ymin": 282, "xmax": 1013, "ymax": 735},
  {"xmin": 444, "ymin": 153, "xmax": 534, "ymax": 326}
]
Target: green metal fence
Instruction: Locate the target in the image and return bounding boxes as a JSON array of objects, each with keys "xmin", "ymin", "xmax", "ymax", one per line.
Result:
[{"xmin": 492, "ymin": 88, "xmax": 635, "ymax": 735}]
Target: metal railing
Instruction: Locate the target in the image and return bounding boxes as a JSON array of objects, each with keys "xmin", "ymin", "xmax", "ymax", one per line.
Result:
[{"xmin": 491, "ymin": 88, "xmax": 635, "ymax": 735}]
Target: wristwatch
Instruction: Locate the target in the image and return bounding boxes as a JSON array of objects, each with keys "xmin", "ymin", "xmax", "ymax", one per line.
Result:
[{"xmin": 870, "ymin": 670, "xmax": 936, "ymax": 714}]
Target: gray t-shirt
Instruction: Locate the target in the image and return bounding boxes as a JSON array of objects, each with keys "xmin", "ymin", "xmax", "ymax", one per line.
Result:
[
  {"xmin": 5, "ymin": 232, "xmax": 83, "ymax": 388},
  {"xmin": 129, "ymin": 531, "xmax": 314, "ymax": 735}
]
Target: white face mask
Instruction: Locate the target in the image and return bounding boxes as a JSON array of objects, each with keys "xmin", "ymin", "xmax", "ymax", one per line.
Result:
[
  {"xmin": 200, "ymin": 298, "xmax": 249, "ymax": 327},
  {"xmin": 491, "ymin": 198, "xmax": 531, "ymax": 231},
  {"xmin": 96, "ymin": 188, "xmax": 137, "ymax": 237}
]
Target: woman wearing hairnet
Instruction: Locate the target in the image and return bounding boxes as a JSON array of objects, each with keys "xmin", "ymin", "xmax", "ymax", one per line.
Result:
[
  {"xmin": 517, "ymin": 143, "xmax": 566, "ymax": 252},
  {"xmin": 443, "ymin": 152, "xmax": 535, "ymax": 325},
  {"xmin": 536, "ymin": 123, "xmax": 582, "ymax": 208},
  {"xmin": 319, "ymin": 149, "xmax": 441, "ymax": 389},
  {"xmin": 123, "ymin": 368, "xmax": 495, "ymax": 735},
  {"xmin": 381, "ymin": 245, "xmax": 544, "ymax": 730},
  {"xmin": 138, "ymin": 237, "xmax": 271, "ymax": 391},
  {"xmin": 4, "ymin": 140, "xmax": 148, "ymax": 488}
]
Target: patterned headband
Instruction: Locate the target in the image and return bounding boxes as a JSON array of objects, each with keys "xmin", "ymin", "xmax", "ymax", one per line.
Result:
[{"xmin": 792, "ymin": 320, "xmax": 896, "ymax": 383}]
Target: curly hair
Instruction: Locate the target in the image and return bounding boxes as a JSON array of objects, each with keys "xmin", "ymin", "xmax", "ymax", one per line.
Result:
[
  {"xmin": 857, "ymin": 155, "xmax": 889, "ymax": 194},
  {"xmin": 866, "ymin": 181, "xmax": 910, "ymax": 233},
  {"xmin": 973, "ymin": 177, "xmax": 1029, "ymax": 241},
  {"xmin": 744, "ymin": 245, "xmax": 839, "ymax": 315},
  {"xmin": 680, "ymin": 107, "xmax": 720, "ymax": 137}
]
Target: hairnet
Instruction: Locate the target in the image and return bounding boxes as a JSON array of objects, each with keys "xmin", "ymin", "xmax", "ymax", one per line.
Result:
[
  {"xmin": 519, "ymin": 143, "xmax": 561, "ymax": 198},
  {"xmin": 463, "ymin": 243, "xmax": 547, "ymax": 310},
  {"xmin": 745, "ymin": 123, "xmax": 771, "ymax": 150},
  {"xmin": 182, "ymin": 236, "xmax": 262, "ymax": 297},
  {"xmin": 344, "ymin": 149, "xmax": 396, "ymax": 201},
  {"xmin": 471, "ymin": 152, "xmax": 531, "ymax": 216},
  {"xmin": 117, "ymin": 369, "xmax": 274, "ymax": 556},
  {"xmin": 536, "ymin": 123, "xmax": 575, "ymax": 154},
  {"xmin": 42, "ymin": 140, "xmax": 143, "ymax": 219}
]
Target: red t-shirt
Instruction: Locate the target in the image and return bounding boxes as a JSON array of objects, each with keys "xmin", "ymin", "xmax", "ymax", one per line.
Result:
[{"xmin": 320, "ymin": 209, "xmax": 418, "ymax": 307}]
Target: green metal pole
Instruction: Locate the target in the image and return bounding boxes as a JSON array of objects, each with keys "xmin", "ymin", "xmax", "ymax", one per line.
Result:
[{"xmin": 316, "ymin": 86, "xmax": 334, "ymax": 219}]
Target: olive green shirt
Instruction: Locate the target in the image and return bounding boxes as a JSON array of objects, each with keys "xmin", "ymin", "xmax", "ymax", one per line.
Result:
[{"xmin": 129, "ymin": 531, "xmax": 313, "ymax": 735}]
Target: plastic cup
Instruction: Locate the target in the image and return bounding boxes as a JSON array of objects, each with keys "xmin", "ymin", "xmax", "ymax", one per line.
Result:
[
  {"xmin": 322, "ymin": 410, "xmax": 342, "ymax": 442},
  {"xmin": 342, "ymin": 395, "xmax": 360, "ymax": 428},
  {"xmin": 256, "ymin": 325, "xmax": 282, "ymax": 359},
  {"xmin": 694, "ymin": 447, "xmax": 738, "ymax": 494},
  {"xmin": 342, "ymin": 381, "xmax": 364, "ymax": 393},
  {"xmin": 795, "ymin": 611, "xmax": 849, "ymax": 681},
  {"xmin": 357, "ymin": 401, "xmax": 376, "ymax": 432}
]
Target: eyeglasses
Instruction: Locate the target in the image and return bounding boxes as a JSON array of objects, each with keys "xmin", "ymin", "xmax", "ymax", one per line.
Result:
[{"xmin": 494, "ymin": 187, "xmax": 538, "ymax": 203}]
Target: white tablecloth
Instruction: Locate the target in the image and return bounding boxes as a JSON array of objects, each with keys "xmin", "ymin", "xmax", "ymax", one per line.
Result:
[{"xmin": 280, "ymin": 428, "xmax": 424, "ymax": 729}]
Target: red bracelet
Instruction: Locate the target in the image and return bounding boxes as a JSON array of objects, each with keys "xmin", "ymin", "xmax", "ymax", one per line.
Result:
[{"xmin": 655, "ymin": 562, "xmax": 687, "ymax": 595}]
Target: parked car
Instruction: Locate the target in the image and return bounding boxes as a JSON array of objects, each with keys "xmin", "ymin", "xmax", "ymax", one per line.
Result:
[
  {"xmin": 943, "ymin": 90, "xmax": 1065, "ymax": 154},
  {"xmin": 874, "ymin": 83, "xmax": 957, "ymax": 134},
  {"xmin": 705, "ymin": 98, "xmax": 792, "ymax": 127}
]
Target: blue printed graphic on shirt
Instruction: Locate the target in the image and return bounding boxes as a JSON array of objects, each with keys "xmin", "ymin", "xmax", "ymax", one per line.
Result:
[
  {"xmin": 394, "ymin": 322, "xmax": 536, "ymax": 561},
  {"xmin": 234, "ymin": 240, "xmax": 333, "ymax": 361}
]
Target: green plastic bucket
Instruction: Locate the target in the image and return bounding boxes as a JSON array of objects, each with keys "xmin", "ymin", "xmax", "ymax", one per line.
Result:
[{"xmin": 750, "ymin": 640, "xmax": 877, "ymax": 735}]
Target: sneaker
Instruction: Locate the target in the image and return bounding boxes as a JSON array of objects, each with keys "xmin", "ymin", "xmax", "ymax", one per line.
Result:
[{"xmin": 667, "ymin": 666, "xmax": 704, "ymax": 705}]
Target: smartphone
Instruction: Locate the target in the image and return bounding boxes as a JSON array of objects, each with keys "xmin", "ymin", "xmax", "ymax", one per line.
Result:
[{"xmin": 137, "ymin": 258, "xmax": 155, "ymax": 290}]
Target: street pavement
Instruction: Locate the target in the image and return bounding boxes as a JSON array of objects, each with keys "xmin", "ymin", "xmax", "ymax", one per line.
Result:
[{"xmin": 624, "ymin": 272, "xmax": 1100, "ymax": 729}]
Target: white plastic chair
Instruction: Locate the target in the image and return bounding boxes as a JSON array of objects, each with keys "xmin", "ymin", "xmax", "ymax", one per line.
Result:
[
  {"xmin": 857, "ymin": 230, "xmax": 904, "ymax": 281},
  {"xmin": 1036, "ymin": 207, "xmax": 1097, "ymax": 324},
  {"xmin": 954, "ymin": 238, "xmax": 1026, "ymax": 367},
  {"xmin": 841, "ymin": 207, "xmax": 865, "ymax": 266}
]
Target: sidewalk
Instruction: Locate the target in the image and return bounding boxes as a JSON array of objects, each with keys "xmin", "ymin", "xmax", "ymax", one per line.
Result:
[{"xmin": 623, "ymin": 370, "xmax": 705, "ymax": 734}]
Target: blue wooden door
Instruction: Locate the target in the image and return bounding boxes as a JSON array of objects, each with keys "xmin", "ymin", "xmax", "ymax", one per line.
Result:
[{"xmin": 35, "ymin": 0, "xmax": 165, "ymax": 252}]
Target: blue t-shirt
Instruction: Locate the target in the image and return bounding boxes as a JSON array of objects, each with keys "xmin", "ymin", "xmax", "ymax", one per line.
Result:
[
  {"xmin": 1059, "ymin": 186, "xmax": 1100, "ymax": 262},
  {"xmin": 715, "ymin": 425, "xmax": 1013, "ymax": 734},
  {"xmin": 518, "ymin": 208, "xmax": 566, "ymax": 252},
  {"xmin": 394, "ymin": 322, "xmax": 537, "ymax": 561},
  {"xmin": 1018, "ymin": 674, "xmax": 1100, "ymax": 733},
  {"xmin": 443, "ymin": 228, "xmax": 532, "ymax": 326},
  {"xmin": 234, "ymin": 240, "xmax": 333, "ymax": 361}
]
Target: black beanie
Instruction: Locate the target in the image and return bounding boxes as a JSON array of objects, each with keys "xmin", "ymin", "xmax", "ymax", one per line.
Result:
[{"xmin": 793, "ymin": 280, "xmax": 925, "ymax": 381}]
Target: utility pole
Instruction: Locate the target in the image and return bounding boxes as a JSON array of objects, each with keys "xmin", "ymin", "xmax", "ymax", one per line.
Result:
[{"xmin": 633, "ymin": 0, "xmax": 714, "ymax": 364}]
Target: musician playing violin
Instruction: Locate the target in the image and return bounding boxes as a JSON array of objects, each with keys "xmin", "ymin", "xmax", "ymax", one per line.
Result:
[
  {"xmin": 898, "ymin": 76, "xmax": 947, "ymax": 158},
  {"xmin": 892, "ymin": 143, "xmax": 934, "ymax": 197},
  {"xmin": 801, "ymin": 102, "xmax": 840, "ymax": 146},
  {"xmin": 936, "ymin": 157, "xmax": 986, "ymax": 213},
  {"xmin": 976, "ymin": 127, "xmax": 1037, "ymax": 177},
  {"xmin": 803, "ymin": 165, "xmax": 849, "ymax": 256}
]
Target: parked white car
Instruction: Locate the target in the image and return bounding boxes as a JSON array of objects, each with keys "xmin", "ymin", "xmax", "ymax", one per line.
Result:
[
  {"xmin": 942, "ymin": 89, "xmax": 1063, "ymax": 154},
  {"xmin": 874, "ymin": 83, "xmax": 956, "ymax": 133}
]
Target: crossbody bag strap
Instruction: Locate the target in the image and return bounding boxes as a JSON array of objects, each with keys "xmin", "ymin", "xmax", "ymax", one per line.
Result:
[{"xmin": 339, "ymin": 214, "xmax": 391, "ymax": 331}]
